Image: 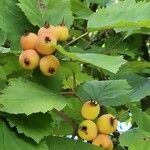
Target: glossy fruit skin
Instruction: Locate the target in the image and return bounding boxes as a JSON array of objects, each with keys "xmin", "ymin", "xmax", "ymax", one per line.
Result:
[
  {"xmin": 20, "ymin": 33, "xmax": 38, "ymax": 50},
  {"xmin": 78, "ymin": 120, "xmax": 98, "ymax": 141},
  {"xmin": 38, "ymin": 25, "xmax": 58, "ymax": 40},
  {"xmin": 56, "ymin": 25, "xmax": 69, "ymax": 41},
  {"xmin": 92, "ymin": 134, "xmax": 113, "ymax": 150},
  {"xmin": 19, "ymin": 49, "xmax": 40, "ymax": 70},
  {"xmin": 39, "ymin": 55, "xmax": 59, "ymax": 76},
  {"xmin": 97, "ymin": 114, "xmax": 118, "ymax": 134},
  {"xmin": 81, "ymin": 101, "xmax": 100, "ymax": 120},
  {"xmin": 36, "ymin": 33, "xmax": 57, "ymax": 55}
]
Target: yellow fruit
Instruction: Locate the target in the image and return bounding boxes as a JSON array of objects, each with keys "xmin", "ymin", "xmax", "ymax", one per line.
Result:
[
  {"xmin": 56, "ymin": 25, "xmax": 69, "ymax": 41},
  {"xmin": 19, "ymin": 49, "xmax": 40, "ymax": 70},
  {"xmin": 97, "ymin": 114, "xmax": 118, "ymax": 134},
  {"xmin": 36, "ymin": 33, "xmax": 57, "ymax": 55},
  {"xmin": 92, "ymin": 134, "xmax": 113, "ymax": 150},
  {"xmin": 78, "ymin": 120, "xmax": 98, "ymax": 141},
  {"xmin": 39, "ymin": 55, "xmax": 59, "ymax": 76},
  {"xmin": 81, "ymin": 100, "xmax": 100, "ymax": 120},
  {"xmin": 20, "ymin": 32, "xmax": 38, "ymax": 50}
]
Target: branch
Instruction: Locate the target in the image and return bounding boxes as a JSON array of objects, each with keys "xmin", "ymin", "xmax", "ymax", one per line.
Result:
[
  {"xmin": 64, "ymin": 32, "xmax": 88, "ymax": 47},
  {"xmin": 53, "ymin": 109, "xmax": 78, "ymax": 132}
]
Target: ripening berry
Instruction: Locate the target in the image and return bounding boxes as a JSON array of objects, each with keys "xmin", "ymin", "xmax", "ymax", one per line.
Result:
[
  {"xmin": 92, "ymin": 134, "xmax": 113, "ymax": 150},
  {"xmin": 20, "ymin": 32, "xmax": 38, "ymax": 50},
  {"xmin": 78, "ymin": 120, "xmax": 98, "ymax": 141},
  {"xmin": 81, "ymin": 100, "xmax": 100, "ymax": 120},
  {"xmin": 36, "ymin": 33, "xmax": 57, "ymax": 55},
  {"xmin": 39, "ymin": 55, "xmax": 59, "ymax": 76},
  {"xmin": 97, "ymin": 114, "xmax": 118, "ymax": 134},
  {"xmin": 56, "ymin": 25, "xmax": 69, "ymax": 41},
  {"xmin": 19, "ymin": 49, "xmax": 40, "ymax": 70},
  {"xmin": 38, "ymin": 22, "xmax": 58, "ymax": 40}
]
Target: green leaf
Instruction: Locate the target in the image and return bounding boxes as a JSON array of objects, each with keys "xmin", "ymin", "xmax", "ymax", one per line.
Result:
[
  {"xmin": 5, "ymin": 113, "xmax": 52, "ymax": 143},
  {"xmin": 18, "ymin": 0, "xmax": 73, "ymax": 27},
  {"xmin": 128, "ymin": 75, "xmax": 150, "ymax": 102},
  {"xmin": 120, "ymin": 129, "xmax": 150, "ymax": 150},
  {"xmin": 71, "ymin": 0, "xmax": 93, "ymax": 19},
  {"xmin": 76, "ymin": 80, "xmax": 131, "ymax": 106},
  {"xmin": 0, "ymin": 29, "xmax": 7, "ymax": 45},
  {"xmin": 49, "ymin": 111, "xmax": 73, "ymax": 136},
  {"xmin": 57, "ymin": 45, "xmax": 126, "ymax": 73},
  {"xmin": 117, "ymin": 61, "xmax": 150, "ymax": 75},
  {"xmin": 0, "ymin": 118, "xmax": 48, "ymax": 150},
  {"xmin": 88, "ymin": 0, "xmax": 150, "ymax": 31},
  {"xmin": 0, "ymin": 0, "xmax": 33, "ymax": 49},
  {"xmin": 85, "ymin": 0, "xmax": 110, "ymax": 6},
  {"xmin": 31, "ymin": 69, "xmax": 64, "ymax": 93},
  {"xmin": 119, "ymin": 74, "xmax": 150, "ymax": 102},
  {"xmin": 62, "ymin": 97, "xmax": 83, "ymax": 123},
  {"xmin": 46, "ymin": 136, "xmax": 102, "ymax": 150},
  {"xmin": 128, "ymin": 104, "xmax": 150, "ymax": 133},
  {"xmin": 0, "ymin": 53, "xmax": 28, "ymax": 78},
  {"xmin": 0, "ymin": 79, "xmax": 67, "ymax": 115}
]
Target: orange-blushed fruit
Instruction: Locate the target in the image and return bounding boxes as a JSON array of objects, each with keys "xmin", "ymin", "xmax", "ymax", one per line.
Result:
[
  {"xmin": 19, "ymin": 49, "xmax": 40, "ymax": 70},
  {"xmin": 36, "ymin": 33, "xmax": 57, "ymax": 55},
  {"xmin": 92, "ymin": 134, "xmax": 113, "ymax": 150},
  {"xmin": 39, "ymin": 55, "xmax": 59, "ymax": 76},
  {"xmin": 38, "ymin": 22, "xmax": 58, "ymax": 40},
  {"xmin": 97, "ymin": 114, "xmax": 118, "ymax": 134},
  {"xmin": 77, "ymin": 120, "xmax": 98, "ymax": 141},
  {"xmin": 20, "ymin": 32, "xmax": 38, "ymax": 50},
  {"xmin": 56, "ymin": 25, "xmax": 69, "ymax": 41},
  {"xmin": 81, "ymin": 100, "xmax": 100, "ymax": 120}
]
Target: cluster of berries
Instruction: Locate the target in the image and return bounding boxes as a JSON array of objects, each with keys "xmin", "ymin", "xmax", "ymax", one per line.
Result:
[
  {"xmin": 19, "ymin": 22, "xmax": 69, "ymax": 76},
  {"xmin": 78, "ymin": 100, "xmax": 118, "ymax": 150}
]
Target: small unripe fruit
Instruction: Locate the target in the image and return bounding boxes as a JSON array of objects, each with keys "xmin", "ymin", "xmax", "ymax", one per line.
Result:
[
  {"xmin": 97, "ymin": 114, "xmax": 118, "ymax": 134},
  {"xmin": 20, "ymin": 32, "xmax": 38, "ymax": 50},
  {"xmin": 39, "ymin": 55, "xmax": 59, "ymax": 76},
  {"xmin": 92, "ymin": 134, "xmax": 113, "ymax": 150},
  {"xmin": 81, "ymin": 100, "xmax": 100, "ymax": 120},
  {"xmin": 36, "ymin": 33, "xmax": 57, "ymax": 55},
  {"xmin": 78, "ymin": 120, "xmax": 98, "ymax": 141},
  {"xmin": 38, "ymin": 22, "xmax": 58, "ymax": 40},
  {"xmin": 56, "ymin": 25, "xmax": 69, "ymax": 41},
  {"xmin": 19, "ymin": 49, "xmax": 40, "ymax": 70}
]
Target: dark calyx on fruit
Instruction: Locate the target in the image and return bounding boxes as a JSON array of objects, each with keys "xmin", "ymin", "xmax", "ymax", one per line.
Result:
[
  {"xmin": 44, "ymin": 21, "xmax": 50, "ymax": 28},
  {"xmin": 48, "ymin": 67, "xmax": 55, "ymax": 74},
  {"xmin": 80, "ymin": 125, "xmax": 88, "ymax": 135},
  {"xmin": 45, "ymin": 37, "xmax": 51, "ymax": 43},
  {"xmin": 90, "ymin": 100, "xmax": 98, "ymax": 106},
  {"xmin": 110, "ymin": 117, "xmax": 116, "ymax": 127},
  {"xmin": 24, "ymin": 58, "xmax": 30, "ymax": 65}
]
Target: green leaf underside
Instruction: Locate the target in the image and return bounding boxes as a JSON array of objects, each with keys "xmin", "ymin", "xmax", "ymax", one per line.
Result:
[
  {"xmin": 46, "ymin": 136, "xmax": 102, "ymax": 150},
  {"xmin": 0, "ymin": 79, "xmax": 67, "ymax": 115},
  {"xmin": 127, "ymin": 75, "xmax": 150, "ymax": 102},
  {"xmin": 57, "ymin": 45, "xmax": 126, "ymax": 74},
  {"xmin": 128, "ymin": 104, "xmax": 150, "ymax": 133},
  {"xmin": 120, "ymin": 129, "xmax": 150, "ymax": 150},
  {"xmin": 88, "ymin": 0, "xmax": 150, "ymax": 31},
  {"xmin": 6, "ymin": 113, "xmax": 52, "ymax": 143},
  {"xmin": 0, "ymin": 118, "xmax": 48, "ymax": 150},
  {"xmin": 76, "ymin": 80, "xmax": 131, "ymax": 106}
]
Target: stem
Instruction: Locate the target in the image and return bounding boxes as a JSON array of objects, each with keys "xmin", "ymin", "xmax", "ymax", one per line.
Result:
[
  {"xmin": 116, "ymin": 109, "xmax": 130, "ymax": 120},
  {"xmin": 53, "ymin": 109, "xmax": 78, "ymax": 134},
  {"xmin": 72, "ymin": 72, "xmax": 76, "ymax": 89},
  {"xmin": 64, "ymin": 32, "xmax": 88, "ymax": 47},
  {"xmin": 61, "ymin": 91, "xmax": 75, "ymax": 96}
]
